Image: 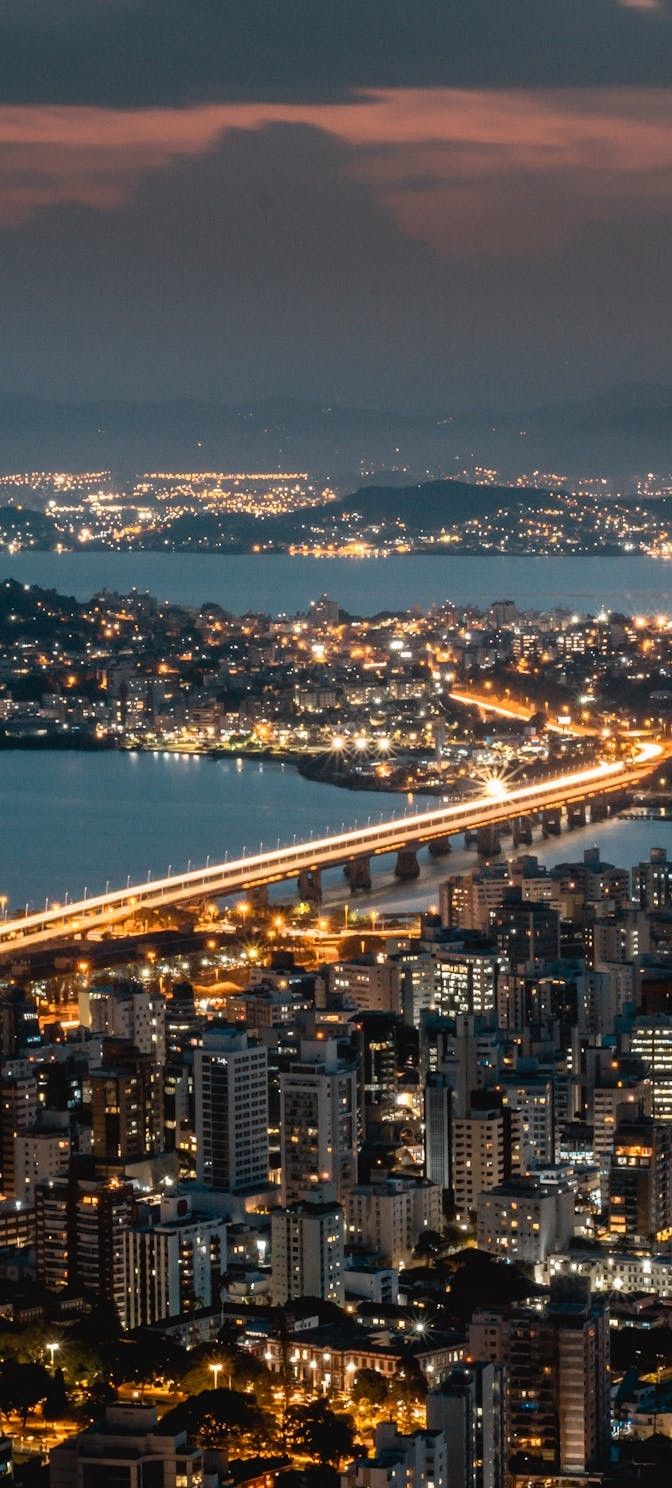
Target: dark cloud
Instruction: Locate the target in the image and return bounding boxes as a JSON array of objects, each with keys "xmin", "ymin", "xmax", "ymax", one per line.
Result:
[
  {"xmin": 2, "ymin": 117, "xmax": 672, "ymax": 413},
  {"xmin": 0, "ymin": 124, "xmax": 453, "ymax": 406},
  {"xmin": 2, "ymin": 0, "xmax": 672, "ymax": 106},
  {"xmin": 0, "ymin": 2, "xmax": 671, "ymax": 416}
]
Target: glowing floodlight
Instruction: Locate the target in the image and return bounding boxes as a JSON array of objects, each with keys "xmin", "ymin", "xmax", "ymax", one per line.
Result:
[{"xmin": 484, "ymin": 776, "xmax": 509, "ymax": 801}]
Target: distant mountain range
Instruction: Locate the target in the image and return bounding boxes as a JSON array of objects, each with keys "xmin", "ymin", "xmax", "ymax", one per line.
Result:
[{"xmin": 1, "ymin": 384, "xmax": 672, "ymax": 478}]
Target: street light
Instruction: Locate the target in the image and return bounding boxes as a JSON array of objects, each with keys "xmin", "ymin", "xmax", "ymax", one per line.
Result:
[
  {"xmin": 46, "ymin": 1342, "xmax": 59, "ymax": 1370},
  {"xmin": 209, "ymin": 1362, "xmax": 222, "ymax": 1390}
]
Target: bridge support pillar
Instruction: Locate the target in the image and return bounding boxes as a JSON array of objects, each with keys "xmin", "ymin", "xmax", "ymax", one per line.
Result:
[
  {"xmin": 589, "ymin": 798, "xmax": 608, "ymax": 823},
  {"xmin": 297, "ymin": 868, "xmax": 322, "ymax": 905},
  {"xmin": 395, "ymin": 843, "xmax": 420, "ymax": 880},
  {"xmin": 344, "ymin": 856, "xmax": 372, "ymax": 894},
  {"xmin": 250, "ymin": 885, "xmax": 269, "ymax": 911},
  {"xmin": 428, "ymin": 836, "xmax": 452, "ymax": 858},
  {"xmin": 477, "ymin": 825, "xmax": 501, "ymax": 857},
  {"xmin": 541, "ymin": 808, "xmax": 562, "ymax": 837},
  {"xmin": 512, "ymin": 815, "xmax": 533, "ymax": 847},
  {"xmin": 567, "ymin": 803, "xmax": 586, "ymax": 830}
]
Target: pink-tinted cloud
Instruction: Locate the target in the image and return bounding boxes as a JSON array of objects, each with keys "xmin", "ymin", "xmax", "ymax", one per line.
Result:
[{"xmin": 1, "ymin": 89, "xmax": 672, "ymax": 257}]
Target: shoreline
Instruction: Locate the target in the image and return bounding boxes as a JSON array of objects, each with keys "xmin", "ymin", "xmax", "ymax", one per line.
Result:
[
  {"xmin": 0, "ymin": 546, "xmax": 638, "ymax": 559},
  {"xmin": 0, "ymin": 732, "xmax": 442, "ymax": 800}
]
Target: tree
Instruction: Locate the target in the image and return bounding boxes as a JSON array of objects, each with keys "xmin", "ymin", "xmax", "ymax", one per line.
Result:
[
  {"xmin": 179, "ymin": 1345, "xmax": 236, "ymax": 1397},
  {"xmin": 42, "ymin": 1367, "xmax": 69, "ymax": 1423},
  {"xmin": 68, "ymin": 1301, "xmax": 122, "ymax": 1347},
  {"xmin": 303, "ymin": 1469, "xmax": 339, "ymax": 1488},
  {"xmin": 85, "ymin": 1378, "xmax": 117, "ymax": 1410},
  {"xmin": 0, "ymin": 1323, "xmax": 52, "ymax": 1367},
  {"xmin": 285, "ymin": 1400, "xmax": 355, "ymax": 1468},
  {"xmin": 412, "ymin": 1229, "xmax": 445, "ymax": 1261},
  {"xmin": 393, "ymin": 1357, "xmax": 427, "ymax": 1429},
  {"xmin": 445, "ymin": 1250, "xmax": 536, "ymax": 1322},
  {"xmin": 161, "ymin": 1387, "xmax": 274, "ymax": 1453},
  {"xmin": 351, "ymin": 1368, "xmax": 388, "ymax": 1408},
  {"xmin": 0, "ymin": 1361, "xmax": 50, "ymax": 1427},
  {"xmin": 58, "ymin": 1336, "xmax": 107, "ymax": 1392},
  {"xmin": 119, "ymin": 1330, "xmax": 187, "ymax": 1392},
  {"xmin": 227, "ymin": 1351, "xmax": 274, "ymax": 1407},
  {"xmin": 610, "ymin": 1327, "xmax": 672, "ymax": 1375},
  {"xmin": 395, "ymin": 1359, "xmax": 427, "ymax": 1404}
]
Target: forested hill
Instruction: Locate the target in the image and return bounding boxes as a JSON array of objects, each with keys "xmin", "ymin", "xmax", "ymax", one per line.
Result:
[{"xmin": 333, "ymin": 479, "xmax": 554, "ymax": 532}]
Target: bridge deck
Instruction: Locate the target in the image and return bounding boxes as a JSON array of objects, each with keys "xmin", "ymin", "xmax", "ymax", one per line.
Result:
[{"xmin": 0, "ymin": 744, "xmax": 662, "ymax": 956}]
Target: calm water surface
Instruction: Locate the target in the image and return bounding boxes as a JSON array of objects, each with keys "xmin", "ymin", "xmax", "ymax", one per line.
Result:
[
  {"xmin": 1, "ymin": 552, "xmax": 672, "ymax": 910},
  {"xmin": 0, "ymin": 750, "xmax": 669, "ymax": 914},
  {"xmin": 2, "ymin": 551, "xmax": 672, "ymax": 616}
]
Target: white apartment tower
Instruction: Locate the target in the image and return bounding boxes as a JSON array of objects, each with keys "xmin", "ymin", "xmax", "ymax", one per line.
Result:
[{"xmin": 123, "ymin": 1193, "xmax": 227, "ymax": 1330}]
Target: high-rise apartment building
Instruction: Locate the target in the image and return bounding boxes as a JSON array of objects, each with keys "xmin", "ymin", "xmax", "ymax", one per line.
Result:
[
  {"xmin": 329, "ymin": 957, "xmax": 402, "ymax": 1014},
  {"xmin": 90, "ymin": 1042, "xmax": 164, "ymax": 1166},
  {"xmin": 194, "ymin": 1025, "xmax": 269, "ymax": 1194},
  {"xmin": 609, "ymin": 1114, "xmax": 672, "ymax": 1245},
  {"xmin": 632, "ymin": 846, "xmax": 672, "ymax": 911},
  {"xmin": 347, "ymin": 1175, "xmax": 442, "ymax": 1269},
  {"xmin": 494, "ymin": 890, "xmax": 560, "ymax": 968},
  {"xmin": 341, "ymin": 1421, "xmax": 448, "ymax": 1488},
  {"xmin": 279, "ymin": 1038, "xmax": 357, "ymax": 1203},
  {"xmin": 426, "ymin": 1364, "xmax": 505, "ymax": 1488},
  {"xmin": 500, "ymin": 1070, "xmax": 555, "ymax": 1167},
  {"xmin": 271, "ymin": 1183, "xmax": 345, "ymax": 1306},
  {"xmin": 35, "ymin": 1177, "xmax": 70, "ymax": 1292},
  {"xmin": 123, "ymin": 1193, "xmax": 227, "ymax": 1330},
  {"xmin": 13, "ymin": 1126, "xmax": 70, "ymax": 1205},
  {"xmin": 629, "ymin": 1014, "xmax": 672, "ymax": 1121},
  {"xmin": 0, "ymin": 1070, "xmax": 38, "ymax": 1198},
  {"xmin": 471, "ymin": 1281, "xmax": 610, "ymax": 1479},
  {"xmin": 439, "ymin": 867, "xmax": 509, "ymax": 932},
  {"xmin": 81, "ymin": 980, "xmax": 166, "ymax": 1063},
  {"xmin": 477, "ymin": 1177, "xmax": 574, "ymax": 1264},
  {"xmin": 352, "ymin": 1011, "xmax": 402, "ymax": 1128},
  {"xmin": 548, "ymin": 1281, "xmax": 610, "ymax": 1477},
  {"xmin": 435, "ymin": 951, "xmax": 500, "ymax": 1018},
  {"xmin": 452, "ymin": 1107, "xmax": 504, "ymax": 1216},
  {"xmin": 35, "ymin": 1175, "xmax": 134, "ymax": 1317},
  {"xmin": 424, "ymin": 1070, "xmax": 453, "ymax": 1194}
]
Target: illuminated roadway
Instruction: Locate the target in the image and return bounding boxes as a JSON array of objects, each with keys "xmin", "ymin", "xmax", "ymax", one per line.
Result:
[
  {"xmin": 448, "ymin": 687, "xmax": 602, "ymax": 736},
  {"xmin": 0, "ymin": 741, "xmax": 664, "ymax": 957}
]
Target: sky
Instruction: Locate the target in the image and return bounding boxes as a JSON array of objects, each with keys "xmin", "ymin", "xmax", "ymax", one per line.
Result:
[{"xmin": 2, "ymin": 0, "xmax": 672, "ymax": 412}]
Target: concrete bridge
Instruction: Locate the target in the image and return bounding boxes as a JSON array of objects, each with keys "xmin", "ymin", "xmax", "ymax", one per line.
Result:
[{"xmin": 0, "ymin": 742, "xmax": 662, "ymax": 957}]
